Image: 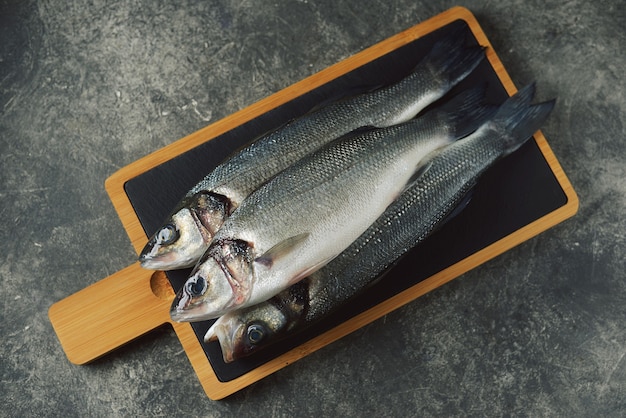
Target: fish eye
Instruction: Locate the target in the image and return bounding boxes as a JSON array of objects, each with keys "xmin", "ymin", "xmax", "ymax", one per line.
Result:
[
  {"xmin": 246, "ymin": 324, "xmax": 265, "ymax": 345},
  {"xmin": 185, "ymin": 275, "xmax": 207, "ymax": 297},
  {"xmin": 156, "ymin": 224, "xmax": 178, "ymax": 245}
]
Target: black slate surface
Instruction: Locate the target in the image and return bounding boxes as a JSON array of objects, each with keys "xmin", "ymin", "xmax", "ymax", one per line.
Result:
[{"xmin": 2, "ymin": 1, "xmax": 624, "ymax": 416}]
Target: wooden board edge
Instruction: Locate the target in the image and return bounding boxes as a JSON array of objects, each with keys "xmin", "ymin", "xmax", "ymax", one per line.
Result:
[
  {"xmin": 462, "ymin": 9, "xmax": 579, "ymax": 216},
  {"xmin": 49, "ymin": 263, "xmax": 172, "ymax": 365}
]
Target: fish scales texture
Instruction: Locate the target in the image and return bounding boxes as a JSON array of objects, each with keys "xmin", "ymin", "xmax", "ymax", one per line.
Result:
[
  {"xmin": 189, "ymin": 29, "xmax": 484, "ymax": 206},
  {"xmin": 139, "ymin": 28, "xmax": 486, "ymax": 270},
  {"xmin": 222, "ymin": 85, "xmax": 495, "ymax": 246},
  {"xmin": 296, "ymin": 85, "xmax": 556, "ymax": 322},
  {"xmin": 227, "ymin": 121, "xmax": 446, "ymax": 239},
  {"xmin": 217, "ymin": 130, "xmax": 479, "ymax": 333},
  {"xmin": 178, "ymin": 119, "xmax": 455, "ymax": 320},
  {"xmin": 171, "ymin": 86, "xmax": 494, "ymax": 321},
  {"xmin": 305, "ymin": 132, "xmax": 492, "ymax": 318},
  {"xmin": 205, "ymin": 84, "xmax": 555, "ymax": 362}
]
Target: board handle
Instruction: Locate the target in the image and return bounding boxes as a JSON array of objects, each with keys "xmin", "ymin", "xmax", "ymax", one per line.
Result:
[{"xmin": 49, "ymin": 262, "xmax": 175, "ymax": 364}]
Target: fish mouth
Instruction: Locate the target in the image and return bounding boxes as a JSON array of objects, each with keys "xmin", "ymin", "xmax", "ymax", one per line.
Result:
[
  {"xmin": 138, "ymin": 227, "xmax": 187, "ymax": 270},
  {"xmin": 204, "ymin": 316, "xmax": 242, "ymax": 363},
  {"xmin": 169, "ymin": 290, "xmax": 192, "ymax": 322},
  {"xmin": 170, "ymin": 303, "xmax": 211, "ymax": 322},
  {"xmin": 169, "ymin": 290, "xmax": 210, "ymax": 322},
  {"xmin": 139, "ymin": 249, "xmax": 180, "ymax": 270}
]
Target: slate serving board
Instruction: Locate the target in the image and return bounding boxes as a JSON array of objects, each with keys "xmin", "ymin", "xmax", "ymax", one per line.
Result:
[{"xmin": 49, "ymin": 7, "xmax": 578, "ymax": 400}]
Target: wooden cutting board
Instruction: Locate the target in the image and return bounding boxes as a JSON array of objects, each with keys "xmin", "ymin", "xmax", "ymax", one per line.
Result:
[{"xmin": 48, "ymin": 7, "xmax": 579, "ymax": 400}]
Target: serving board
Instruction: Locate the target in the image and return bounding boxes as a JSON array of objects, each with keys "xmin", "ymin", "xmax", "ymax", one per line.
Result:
[{"xmin": 49, "ymin": 7, "xmax": 578, "ymax": 400}]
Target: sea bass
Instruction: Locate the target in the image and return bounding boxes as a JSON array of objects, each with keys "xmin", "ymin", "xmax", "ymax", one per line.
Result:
[
  {"xmin": 204, "ymin": 84, "xmax": 555, "ymax": 362},
  {"xmin": 170, "ymin": 87, "xmax": 494, "ymax": 321},
  {"xmin": 139, "ymin": 29, "xmax": 486, "ymax": 270}
]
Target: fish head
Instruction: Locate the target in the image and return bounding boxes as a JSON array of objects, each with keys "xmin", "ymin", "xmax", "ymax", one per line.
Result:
[
  {"xmin": 204, "ymin": 302, "xmax": 289, "ymax": 363},
  {"xmin": 138, "ymin": 191, "xmax": 231, "ymax": 270},
  {"xmin": 170, "ymin": 238, "xmax": 255, "ymax": 321}
]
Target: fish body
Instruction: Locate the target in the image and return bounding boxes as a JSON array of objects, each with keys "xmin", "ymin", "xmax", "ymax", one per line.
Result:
[
  {"xmin": 139, "ymin": 29, "xmax": 486, "ymax": 270},
  {"xmin": 204, "ymin": 84, "xmax": 555, "ymax": 362},
  {"xmin": 170, "ymin": 87, "xmax": 494, "ymax": 321}
]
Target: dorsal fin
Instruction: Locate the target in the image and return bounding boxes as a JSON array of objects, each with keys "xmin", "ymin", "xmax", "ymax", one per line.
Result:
[{"xmin": 254, "ymin": 233, "xmax": 310, "ymax": 268}]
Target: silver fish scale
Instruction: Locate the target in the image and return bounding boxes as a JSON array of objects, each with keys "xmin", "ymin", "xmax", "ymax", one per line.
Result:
[
  {"xmin": 207, "ymin": 86, "xmax": 556, "ymax": 360},
  {"xmin": 188, "ymin": 78, "xmax": 445, "ymax": 206},
  {"xmin": 144, "ymin": 31, "xmax": 485, "ymax": 271},
  {"xmin": 218, "ymin": 115, "xmax": 454, "ymax": 244},
  {"xmin": 186, "ymin": 35, "xmax": 483, "ymax": 208},
  {"xmin": 304, "ymin": 123, "xmax": 519, "ymax": 320}
]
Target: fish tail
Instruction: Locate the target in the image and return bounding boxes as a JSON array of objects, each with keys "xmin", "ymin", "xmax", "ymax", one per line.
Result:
[
  {"xmin": 433, "ymin": 85, "xmax": 497, "ymax": 139},
  {"xmin": 491, "ymin": 83, "xmax": 556, "ymax": 155},
  {"xmin": 422, "ymin": 26, "xmax": 486, "ymax": 88}
]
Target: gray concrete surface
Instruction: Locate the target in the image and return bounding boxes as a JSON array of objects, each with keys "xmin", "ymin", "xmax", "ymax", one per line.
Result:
[{"xmin": 1, "ymin": 0, "xmax": 624, "ymax": 416}]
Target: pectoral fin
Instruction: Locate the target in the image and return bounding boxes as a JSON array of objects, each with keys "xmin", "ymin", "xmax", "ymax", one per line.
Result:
[{"xmin": 254, "ymin": 233, "xmax": 310, "ymax": 268}]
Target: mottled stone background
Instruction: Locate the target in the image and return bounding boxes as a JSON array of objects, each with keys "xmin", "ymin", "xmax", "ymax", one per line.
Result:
[{"xmin": 1, "ymin": 0, "xmax": 624, "ymax": 416}]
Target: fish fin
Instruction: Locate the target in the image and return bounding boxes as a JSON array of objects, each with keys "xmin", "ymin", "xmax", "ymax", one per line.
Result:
[
  {"xmin": 254, "ymin": 233, "xmax": 310, "ymax": 268},
  {"xmin": 420, "ymin": 25, "xmax": 486, "ymax": 88},
  {"xmin": 489, "ymin": 83, "xmax": 556, "ymax": 156},
  {"xmin": 441, "ymin": 187, "xmax": 475, "ymax": 226},
  {"xmin": 431, "ymin": 84, "xmax": 498, "ymax": 140},
  {"xmin": 204, "ymin": 320, "xmax": 219, "ymax": 342}
]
